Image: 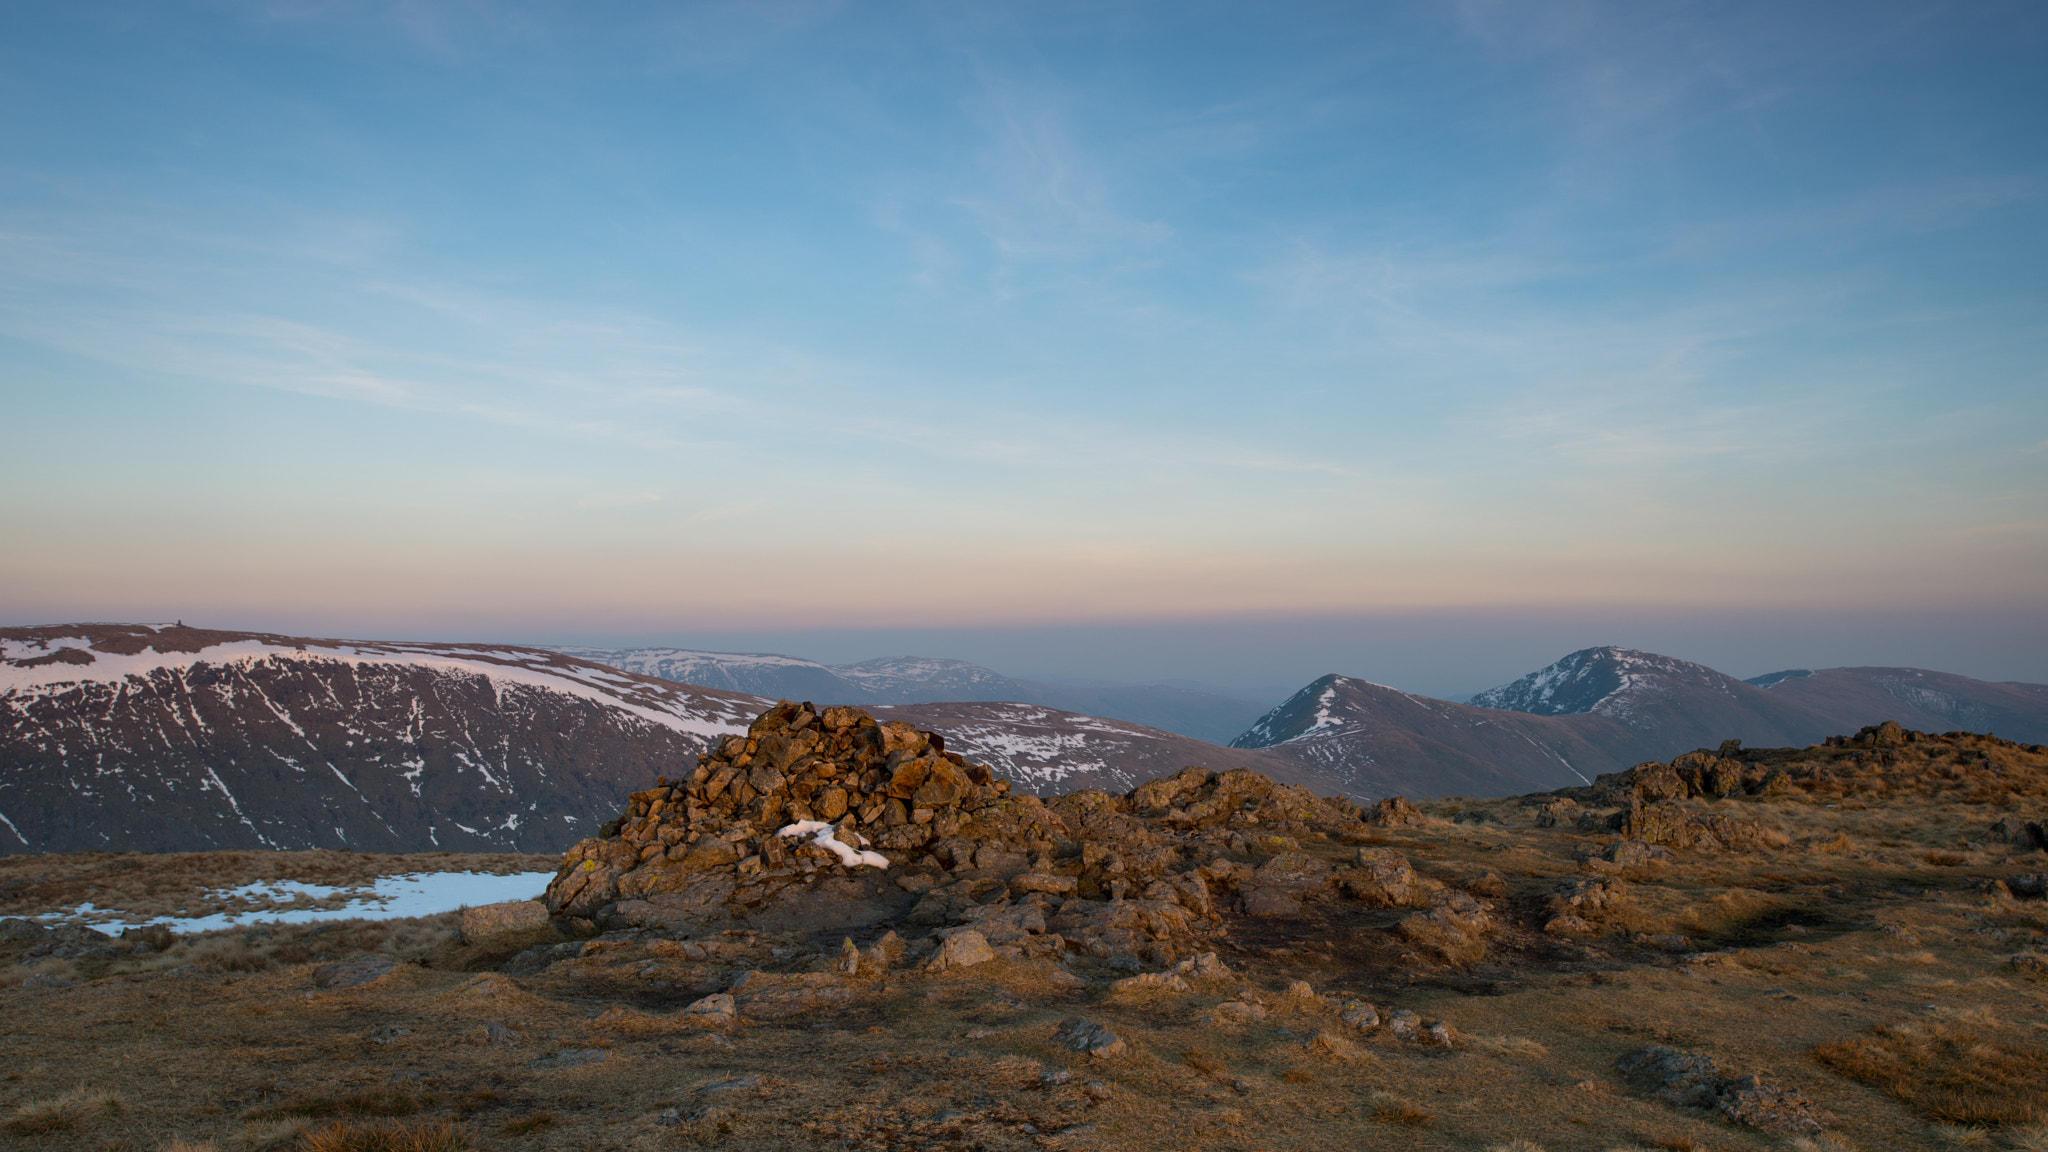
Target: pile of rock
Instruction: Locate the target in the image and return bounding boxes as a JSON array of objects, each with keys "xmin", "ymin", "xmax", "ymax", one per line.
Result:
[
  {"xmin": 1616, "ymin": 1045, "xmax": 1834, "ymax": 1134},
  {"xmin": 542, "ymin": 701, "xmax": 1486, "ymax": 967}
]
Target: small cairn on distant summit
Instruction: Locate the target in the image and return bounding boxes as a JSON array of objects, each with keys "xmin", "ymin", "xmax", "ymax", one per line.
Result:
[{"xmin": 543, "ymin": 700, "xmax": 1486, "ymax": 967}]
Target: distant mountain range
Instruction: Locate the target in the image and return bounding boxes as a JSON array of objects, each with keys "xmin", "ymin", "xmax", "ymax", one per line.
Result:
[
  {"xmin": 553, "ymin": 647, "xmax": 1269, "ymax": 745},
  {"xmin": 0, "ymin": 625, "xmax": 1283, "ymax": 854},
  {"xmin": 7, "ymin": 626, "xmax": 2044, "ymax": 854},
  {"xmin": 1228, "ymin": 646, "xmax": 2048, "ymax": 799}
]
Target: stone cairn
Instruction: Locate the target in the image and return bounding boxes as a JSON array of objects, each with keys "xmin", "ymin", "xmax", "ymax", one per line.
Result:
[{"xmin": 543, "ymin": 700, "xmax": 1493, "ymax": 967}]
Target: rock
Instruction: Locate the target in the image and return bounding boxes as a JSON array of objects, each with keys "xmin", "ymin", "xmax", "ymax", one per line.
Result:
[
  {"xmin": 1011, "ymin": 872, "xmax": 1079, "ymax": 895},
  {"xmin": 531, "ymin": 1048, "xmax": 609, "ymax": 1070},
  {"xmin": 1342, "ymin": 848, "xmax": 1417, "ymax": 906},
  {"xmin": 1173, "ymin": 952, "xmax": 1230, "ymax": 979},
  {"xmin": 1425, "ymin": 1021, "xmax": 1456, "ymax": 1047},
  {"xmin": 20, "ymin": 974, "xmax": 77, "ymax": 991},
  {"xmin": 1198, "ymin": 1000, "xmax": 1267, "ymax": 1027},
  {"xmin": 1596, "ymin": 840, "xmax": 1671, "ymax": 867},
  {"xmin": 1365, "ymin": 797, "xmax": 1426, "ymax": 827},
  {"xmin": 461, "ymin": 901, "xmax": 549, "ymax": 940},
  {"xmin": 1108, "ymin": 971, "xmax": 1190, "ymax": 995},
  {"xmin": 1082, "ymin": 1082, "xmax": 1113, "ymax": 1101},
  {"xmin": 683, "ymin": 993, "xmax": 737, "ymax": 1023},
  {"xmin": 23, "ymin": 923, "xmax": 118, "ymax": 961},
  {"xmin": 1544, "ymin": 914, "xmax": 1596, "ymax": 936},
  {"xmin": 1990, "ymin": 817, "xmax": 2047, "ymax": 852},
  {"xmin": 1616, "ymin": 1046, "xmax": 1834, "ymax": 1134},
  {"xmin": 1634, "ymin": 933, "xmax": 1694, "ymax": 953},
  {"xmin": 729, "ymin": 972, "xmax": 855, "ymax": 1019},
  {"xmin": 1385, "ymin": 1010, "xmax": 1421, "ymax": 1041},
  {"xmin": 483, "ymin": 1022, "xmax": 522, "ymax": 1045},
  {"xmin": 312, "ymin": 957, "xmax": 395, "ymax": 989},
  {"xmin": 1041, "ymin": 1068, "xmax": 1074, "ymax": 1087},
  {"xmin": 1055, "ymin": 1018, "xmax": 1127, "ymax": 1058},
  {"xmin": 2009, "ymin": 950, "xmax": 2048, "ymax": 976},
  {"xmin": 1338, "ymin": 1000, "xmax": 1380, "ymax": 1030},
  {"xmin": 2008, "ymin": 873, "xmax": 2046, "ymax": 899},
  {"xmin": 1241, "ymin": 887, "xmax": 1304, "ymax": 918},
  {"xmin": 929, "ymin": 929, "xmax": 997, "ymax": 970},
  {"xmin": 0, "ymin": 918, "xmax": 50, "ymax": 944}
]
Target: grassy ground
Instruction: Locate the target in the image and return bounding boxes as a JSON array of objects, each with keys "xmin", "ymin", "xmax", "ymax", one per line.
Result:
[{"xmin": 2, "ymin": 798, "xmax": 2044, "ymax": 1152}]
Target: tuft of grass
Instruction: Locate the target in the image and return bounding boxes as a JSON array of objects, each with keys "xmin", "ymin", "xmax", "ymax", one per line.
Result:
[
  {"xmin": 499, "ymin": 1112, "xmax": 557, "ymax": 1136},
  {"xmin": 1179, "ymin": 1048, "xmax": 1227, "ymax": 1075},
  {"xmin": 1369, "ymin": 1098, "xmax": 1431, "ymax": 1127},
  {"xmin": 1487, "ymin": 1141, "xmax": 1546, "ymax": 1152},
  {"xmin": 2006, "ymin": 1123, "xmax": 2048, "ymax": 1152},
  {"xmin": 294, "ymin": 1120, "xmax": 468, "ymax": 1152},
  {"xmin": 1928, "ymin": 1124, "xmax": 1991, "ymax": 1145},
  {"xmin": 3, "ymin": 1087, "xmax": 122, "ymax": 1135},
  {"xmin": 1813, "ymin": 1020, "xmax": 2048, "ymax": 1124}
]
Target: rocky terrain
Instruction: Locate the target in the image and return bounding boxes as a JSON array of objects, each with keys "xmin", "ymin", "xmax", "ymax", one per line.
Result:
[{"xmin": 3, "ymin": 706, "xmax": 2046, "ymax": 1152}]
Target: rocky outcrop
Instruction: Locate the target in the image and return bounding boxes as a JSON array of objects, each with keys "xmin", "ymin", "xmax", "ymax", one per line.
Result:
[
  {"xmin": 542, "ymin": 702, "xmax": 1437, "ymax": 966},
  {"xmin": 1616, "ymin": 1045, "xmax": 1834, "ymax": 1133}
]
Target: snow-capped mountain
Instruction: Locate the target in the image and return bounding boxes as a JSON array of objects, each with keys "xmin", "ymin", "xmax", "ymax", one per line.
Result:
[
  {"xmin": 1, "ymin": 624, "xmax": 771, "ymax": 855},
  {"xmin": 1466, "ymin": 646, "xmax": 1842, "ymax": 751},
  {"xmin": 556, "ymin": 647, "xmax": 1268, "ymax": 745}
]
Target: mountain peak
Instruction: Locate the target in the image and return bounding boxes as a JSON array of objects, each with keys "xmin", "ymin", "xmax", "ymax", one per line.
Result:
[{"xmin": 1467, "ymin": 646, "xmax": 1723, "ymax": 717}]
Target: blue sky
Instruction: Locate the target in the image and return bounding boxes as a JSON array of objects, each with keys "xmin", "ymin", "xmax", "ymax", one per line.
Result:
[{"xmin": 3, "ymin": 1, "xmax": 2044, "ymax": 695}]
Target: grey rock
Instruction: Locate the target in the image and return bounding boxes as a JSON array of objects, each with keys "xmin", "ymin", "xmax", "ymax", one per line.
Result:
[
  {"xmin": 1616, "ymin": 1045, "xmax": 1834, "ymax": 1133},
  {"xmin": 1339, "ymin": 1000, "xmax": 1381, "ymax": 1030},
  {"xmin": 1055, "ymin": 1017, "xmax": 1127, "ymax": 1058},
  {"xmin": 1386, "ymin": 1009, "xmax": 1421, "ymax": 1041}
]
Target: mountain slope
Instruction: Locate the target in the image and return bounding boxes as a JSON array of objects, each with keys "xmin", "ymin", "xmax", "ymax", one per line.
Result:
[
  {"xmin": 1, "ymin": 624, "xmax": 770, "ymax": 855},
  {"xmin": 1751, "ymin": 666, "xmax": 2048, "ymax": 745},
  {"xmin": 1468, "ymin": 646, "xmax": 1838, "ymax": 752},
  {"xmin": 1231, "ymin": 675, "xmax": 1648, "ymax": 798}
]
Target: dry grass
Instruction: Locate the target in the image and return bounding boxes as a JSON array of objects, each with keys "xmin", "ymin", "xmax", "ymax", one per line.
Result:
[
  {"xmin": 1368, "ymin": 1095, "xmax": 1431, "ymax": 1126},
  {"xmin": 2007, "ymin": 1124, "xmax": 2048, "ymax": 1152},
  {"xmin": 497, "ymin": 1111, "xmax": 556, "ymax": 1135},
  {"xmin": 1, "ymin": 1086, "xmax": 122, "ymax": 1134},
  {"xmin": 1813, "ymin": 1020, "xmax": 2048, "ymax": 1124},
  {"xmin": 294, "ymin": 1120, "xmax": 469, "ymax": 1152},
  {"xmin": 248, "ymin": 1089, "xmax": 432, "ymax": 1122}
]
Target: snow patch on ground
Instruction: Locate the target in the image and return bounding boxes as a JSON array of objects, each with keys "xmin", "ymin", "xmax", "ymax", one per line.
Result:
[{"xmin": 42, "ymin": 870, "xmax": 559, "ymax": 935}]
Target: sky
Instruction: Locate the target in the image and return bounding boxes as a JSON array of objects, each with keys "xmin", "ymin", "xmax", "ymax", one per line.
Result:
[{"xmin": 2, "ymin": 1, "xmax": 2044, "ymax": 700}]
